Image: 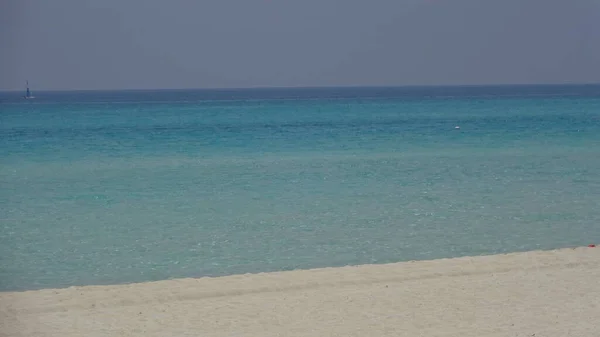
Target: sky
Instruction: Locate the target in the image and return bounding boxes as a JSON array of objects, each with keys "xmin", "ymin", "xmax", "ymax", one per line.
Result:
[{"xmin": 1, "ymin": 0, "xmax": 599, "ymax": 91}]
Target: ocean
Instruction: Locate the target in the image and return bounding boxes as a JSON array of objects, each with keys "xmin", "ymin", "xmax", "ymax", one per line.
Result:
[{"xmin": 1, "ymin": 85, "xmax": 600, "ymax": 292}]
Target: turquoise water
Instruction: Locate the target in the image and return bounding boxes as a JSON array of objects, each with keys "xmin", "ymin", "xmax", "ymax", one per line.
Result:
[{"xmin": 2, "ymin": 86, "xmax": 600, "ymax": 291}]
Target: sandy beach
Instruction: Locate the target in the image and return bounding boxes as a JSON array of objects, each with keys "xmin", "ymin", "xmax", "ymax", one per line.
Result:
[{"xmin": 1, "ymin": 246, "xmax": 598, "ymax": 337}]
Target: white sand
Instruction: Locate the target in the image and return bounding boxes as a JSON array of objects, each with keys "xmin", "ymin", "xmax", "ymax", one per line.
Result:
[{"xmin": 1, "ymin": 247, "xmax": 599, "ymax": 337}]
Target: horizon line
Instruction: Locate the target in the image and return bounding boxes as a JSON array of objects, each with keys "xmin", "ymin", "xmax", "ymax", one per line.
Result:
[{"xmin": 1, "ymin": 82, "xmax": 600, "ymax": 93}]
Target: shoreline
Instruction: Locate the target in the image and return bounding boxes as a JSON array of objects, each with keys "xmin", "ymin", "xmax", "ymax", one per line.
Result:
[
  {"xmin": 2, "ymin": 246, "xmax": 599, "ymax": 336},
  {"xmin": 1, "ymin": 245, "xmax": 595, "ymax": 294}
]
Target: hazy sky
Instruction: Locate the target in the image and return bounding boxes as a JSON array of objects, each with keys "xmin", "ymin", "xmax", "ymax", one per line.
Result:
[{"xmin": 1, "ymin": 0, "xmax": 599, "ymax": 90}]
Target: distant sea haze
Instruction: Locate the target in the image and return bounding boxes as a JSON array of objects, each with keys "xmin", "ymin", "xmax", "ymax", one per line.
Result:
[{"xmin": 1, "ymin": 84, "xmax": 600, "ymax": 291}]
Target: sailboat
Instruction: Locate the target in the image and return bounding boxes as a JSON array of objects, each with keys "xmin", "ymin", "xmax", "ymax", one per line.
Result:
[{"xmin": 24, "ymin": 81, "xmax": 34, "ymax": 99}]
